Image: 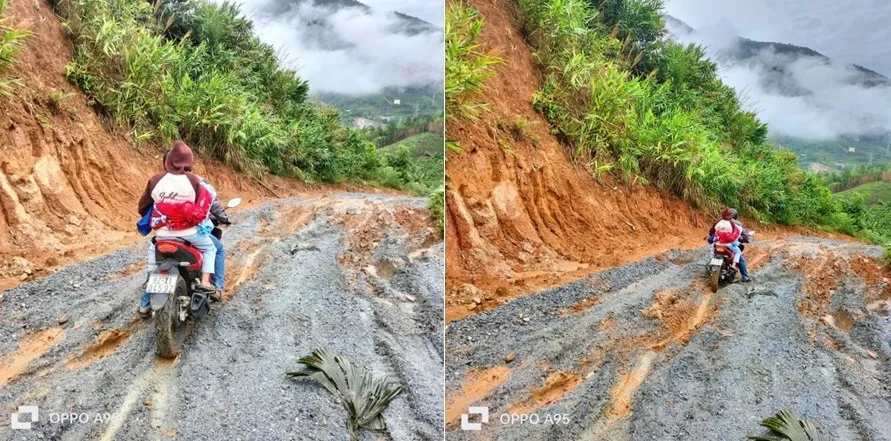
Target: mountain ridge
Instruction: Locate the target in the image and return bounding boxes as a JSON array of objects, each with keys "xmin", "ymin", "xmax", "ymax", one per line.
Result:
[{"xmin": 664, "ymin": 13, "xmax": 889, "ymax": 87}]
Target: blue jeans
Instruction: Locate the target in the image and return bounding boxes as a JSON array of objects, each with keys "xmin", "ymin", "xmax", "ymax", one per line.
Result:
[
  {"xmin": 738, "ymin": 254, "xmax": 750, "ymax": 279},
  {"xmin": 210, "ymin": 234, "xmax": 225, "ymax": 290}
]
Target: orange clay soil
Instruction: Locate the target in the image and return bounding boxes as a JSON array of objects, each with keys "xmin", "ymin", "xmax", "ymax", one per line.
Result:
[
  {"xmin": 445, "ymin": 365, "xmax": 511, "ymax": 428},
  {"xmin": 0, "ymin": 0, "xmax": 398, "ymax": 293},
  {"xmin": 444, "ymin": 0, "xmax": 846, "ymax": 323},
  {"xmin": 0, "ymin": 327, "xmax": 64, "ymax": 388},
  {"xmin": 509, "ymin": 371, "xmax": 582, "ymax": 415}
]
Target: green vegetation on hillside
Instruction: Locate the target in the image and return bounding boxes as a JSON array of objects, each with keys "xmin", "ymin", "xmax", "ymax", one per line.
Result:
[
  {"xmin": 835, "ymin": 181, "xmax": 891, "ymax": 205},
  {"xmin": 364, "ymin": 114, "xmax": 443, "ymax": 148},
  {"xmin": 316, "ymin": 86, "xmax": 444, "ymax": 125},
  {"xmin": 494, "ymin": 0, "xmax": 888, "ymax": 245},
  {"xmin": 380, "ymin": 132, "xmax": 444, "ymax": 193},
  {"xmin": 832, "ymin": 182, "xmax": 891, "ymax": 243},
  {"xmin": 778, "ymin": 137, "xmax": 891, "ymax": 169},
  {"xmin": 50, "ymin": 0, "xmax": 431, "ymax": 193},
  {"xmin": 818, "ymin": 165, "xmax": 891, "ymax": 248},
  {"xmin": 445, "ymin": 2, "xmax": 501, "ymax": 120},
  {"xmin": 822, "ymin": 165, "xmax": 891, "ymax": 192},
  {"xmin": 0, "ymin": 0, "xmax": 29, "ymax": 93}
]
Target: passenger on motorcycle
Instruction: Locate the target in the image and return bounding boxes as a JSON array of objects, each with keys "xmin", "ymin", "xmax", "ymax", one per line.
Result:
[
  {"xmin": 164, "ymin": 150, "xmax": 229, "ymax": 294},
  {"xmin": 708, "ymin": 207, "xmax": 752, "ymax": 283},
  {"xmin": 136, "ymin": 141, "xmax": 217, "ymax": 316}
]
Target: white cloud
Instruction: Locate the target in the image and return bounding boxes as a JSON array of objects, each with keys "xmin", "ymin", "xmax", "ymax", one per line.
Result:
[
  {"xmin": 664, "ymin": 0, "xmax": 891, "ymax": 76},
  {"xmin": 228, "ymin": 0, "xmax": 443, "ymax": 95},
  {"xmin": 669, "ymin": 24, "xmax": 891, "ymax": 140}
]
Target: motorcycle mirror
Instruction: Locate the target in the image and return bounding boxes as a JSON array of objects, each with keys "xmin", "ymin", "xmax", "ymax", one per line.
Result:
[{"xmin": 226, "ymin": 198, "xmax": 242, "ymax": 208}]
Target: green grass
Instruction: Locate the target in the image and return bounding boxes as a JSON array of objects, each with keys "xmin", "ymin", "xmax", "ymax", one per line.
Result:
[
  {"xmin": 381, "ymin": 132, "xmax": 445, "ymax": 158},
  {"xmin": 832, "ymin": 181, "xmax": 891, "ymax": 244},
  {"xmin": 445, "ymin": 2, "xmax": 501, "ymax": 120},
  {"xmin": 835, "ymin": 181, "xmax": 891, "ymax": 205},
  {"xmin": 428, "ymin": 185, "xmax": 444, "ymax": 229},
  {"xmin": 380, "ymin": 132, "xmax": 444, "ymax": 195},
  {"xmin": 0, "ymin": 0, "xmax": 30, "ymax": 94}
]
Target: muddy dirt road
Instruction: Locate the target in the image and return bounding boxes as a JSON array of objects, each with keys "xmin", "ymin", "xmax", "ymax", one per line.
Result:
[
  {"xmin": 0, "ymin": 193, "xmax": 443, "ymax": 441},
  {"xmin": 446, "ymin": 237, "xmax": 891, "ymax": 440}
]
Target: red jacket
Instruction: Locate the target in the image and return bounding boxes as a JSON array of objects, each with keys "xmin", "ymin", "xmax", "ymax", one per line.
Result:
[
  {"xmin": 150, "ymin": 184, "xmax": 213, "ymax": 231},
  {"xmin": 715, "ymin": 222, "xmax": 741, "ymax": 244}
]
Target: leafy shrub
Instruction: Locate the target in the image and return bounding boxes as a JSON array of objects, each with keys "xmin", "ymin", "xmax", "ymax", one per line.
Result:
[
  {"xmin": 0, "ymin": 0, "xmax": 31, "ymax": 94},
  {"xmin": 445, "ymin": 2, "xmax": 501, "ymax": 119},
  {"xmin": 53, "ymin": 0, "xmax": 436, "ymax": 193},
  {"xmin": 428, "ymin": 185, "xmax": 444, "ymax": 229}
]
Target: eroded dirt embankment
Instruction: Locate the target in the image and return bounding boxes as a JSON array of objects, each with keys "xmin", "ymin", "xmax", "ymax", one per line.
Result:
[
  {"xmin": 0, "ymin": 0, "xmax": 390, "ymax": 292},
  {"xmin": 0, "ymin": 194, "xmax": 443, "ymax": 441},
  {"xmin": 443, "ymin": 0, "xmax": 838, "ymax": 323},
  {"xmin": 445, "ymin": 238, "xmax": 891, "ymax": 440}
]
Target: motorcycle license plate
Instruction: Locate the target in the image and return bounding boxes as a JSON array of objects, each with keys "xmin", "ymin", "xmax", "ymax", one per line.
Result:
[
  {"xmin": 709, "ymin": 258, "xmax": 724, "ymax": 267},
  {"xmin": 146, "ymin": 274, "xmax": 178, "ymax": 294}
]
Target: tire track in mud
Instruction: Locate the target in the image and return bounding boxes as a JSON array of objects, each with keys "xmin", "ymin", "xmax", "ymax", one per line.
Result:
[
  {"xmin": 446, "ymin": 237, "xmax": 891, "ymax": 441},
  {"xmin": 0, "ymin": 193, "xmax": 443, "ymax": 441}
]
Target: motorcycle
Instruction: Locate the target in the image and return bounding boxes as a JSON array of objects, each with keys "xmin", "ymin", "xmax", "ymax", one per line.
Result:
[
  {"xmin": 706, "ymin": 230, "xmax": 754, "ymax": 292},
  {"xmin": 146, "ymin": 198, "xmax": 240, "ymax": 358}
]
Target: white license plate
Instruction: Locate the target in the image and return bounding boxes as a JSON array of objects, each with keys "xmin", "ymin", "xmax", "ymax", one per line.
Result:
[
  {"xmin": 146, "ymin": 274, "xmax": 178, "ymax": 294},
  {"xmin": 709, "ymin": 258, "xmax": 724, "ymax": 267}
]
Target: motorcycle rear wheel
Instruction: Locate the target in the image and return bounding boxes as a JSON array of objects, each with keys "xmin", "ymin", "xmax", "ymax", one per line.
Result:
[
  {"xmin": 710, "ymin": 268, "xmax": 720, "ymax": 292},
  {"xmin": 154, "ymin": 276, "xmax": 188, "ymax": 358}
]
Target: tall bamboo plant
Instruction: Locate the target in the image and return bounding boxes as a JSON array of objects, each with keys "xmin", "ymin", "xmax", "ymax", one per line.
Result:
[{"xmin": 0, "ymin": 0, "xmax": 31, "ymax": 94}]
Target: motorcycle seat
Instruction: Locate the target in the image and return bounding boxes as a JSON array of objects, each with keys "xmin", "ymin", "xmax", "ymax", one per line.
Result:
[{"xmin": 154, "ymin": 239, "xmax": 203, "ymax": 271}]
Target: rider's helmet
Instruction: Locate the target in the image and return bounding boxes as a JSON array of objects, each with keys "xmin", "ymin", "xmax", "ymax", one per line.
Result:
[{"xmin": 730, "ymin": 208, "xmax": 738, "ymax": 220}]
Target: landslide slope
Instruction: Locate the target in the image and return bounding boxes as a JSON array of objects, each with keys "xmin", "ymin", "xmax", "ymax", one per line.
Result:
[
  {"xmin": 444, "ymin": 0, "xmax": 710, "ymax": 322},
  {"xmin": 444, "ymin": 1, "xmax": 890, "ymax": 439},
  {"xmin": 443, "ymin": 0, "xmax": 831, "ymax": 322}
]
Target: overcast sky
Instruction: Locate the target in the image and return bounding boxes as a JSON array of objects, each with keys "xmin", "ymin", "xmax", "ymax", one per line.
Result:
[
  {"xmin": 226, "ymin": 0, "xmax": 443, "ymax": 94},
  {"xmin": 664, "ymin": 0, "xmax": 891, "ymax": 76}
]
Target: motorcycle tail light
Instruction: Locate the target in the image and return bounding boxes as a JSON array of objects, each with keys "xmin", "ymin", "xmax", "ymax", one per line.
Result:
[{"xmin": 157, "ymin": 243, "xmax": 178, "ymax": 254}]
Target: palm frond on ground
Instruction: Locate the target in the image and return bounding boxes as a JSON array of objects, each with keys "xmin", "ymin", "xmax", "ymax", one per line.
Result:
[
  {"xmin": 287, "ymin": 349, "xmax": 403, "ymax": 441},
  {"xmin": 748, "ymin": 409, "xmax": 832, "ymax": 441}
]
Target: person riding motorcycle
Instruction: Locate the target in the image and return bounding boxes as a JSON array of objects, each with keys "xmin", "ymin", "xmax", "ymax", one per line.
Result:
[
  {"xmin": 708, "ymin": 207, "xmax": 752, "ymax": 283},
  {"xmin": 136, "ymin": 141, "xmax": 217, "ymax": 317},
  {"xmin": 161, "ymin": 148, "xmax": 231, "ymax": 295},
  {"xmin": 196, "ymin": 177, "xmax": 228, "ymax": 294}
]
